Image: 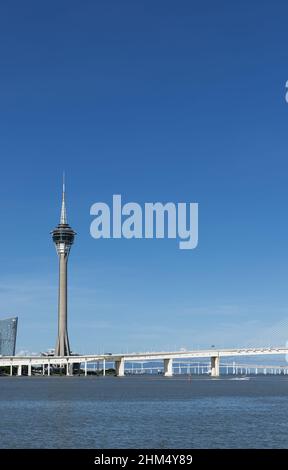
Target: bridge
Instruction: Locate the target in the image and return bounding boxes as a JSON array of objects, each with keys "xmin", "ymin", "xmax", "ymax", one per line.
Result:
[{"xmin": 1, "ymin": 347, "xmax": 288, "ymax": 377}]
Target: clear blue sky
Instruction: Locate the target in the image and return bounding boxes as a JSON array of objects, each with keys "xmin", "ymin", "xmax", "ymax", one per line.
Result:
[{"xmin": 0, "ymin": 1, "xmax": 287, "ymax": 354}]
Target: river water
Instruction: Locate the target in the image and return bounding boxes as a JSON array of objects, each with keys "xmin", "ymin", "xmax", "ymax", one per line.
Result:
[{"xmin": 0, "ymin": 375, "xmax": 287, "ymax": 448}]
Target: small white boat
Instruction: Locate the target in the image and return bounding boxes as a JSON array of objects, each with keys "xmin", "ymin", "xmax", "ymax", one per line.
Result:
[{"xmin": 230, "ymin": 377, "xmax": 250, "ymax": 380}]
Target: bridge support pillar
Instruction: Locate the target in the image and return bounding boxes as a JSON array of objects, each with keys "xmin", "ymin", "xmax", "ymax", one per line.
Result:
[
  {"xmin": 66, "ymin": 363, "xmax": 73, "ymax": 376},
  {"xmin": 28, "ymin": 363, "xmax": 32, "ymax": 376},
  {"xmin": 47, "ymin": 361, "xmax": 51, "ymax": 376},
  {"xmin": 10, "ymin": 365, "xmax": 13, "ymax": 376},
  {"xmin": 17, "ymin": 365, "xmax": 22, "ymax": 376},
  {"xmin": 84, "ymin": 361, "xmax": 87, "ymax": 377},
  {"xmin": 211, "ymin": 356, "xmax": 220, "ymax": 377},
  {"xmin": 115, "ymin": 358, "xmax": 125, "ymax": 377},
  {"xmin": 103, "ymin": 359, "xmax": 106, "ymax": 377},
  {"xmin": 164, "ymin": 358, "xmax": 173, "ymax": 377}
]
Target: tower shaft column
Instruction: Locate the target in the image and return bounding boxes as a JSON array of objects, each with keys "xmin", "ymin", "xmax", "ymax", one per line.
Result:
[{"xmin": 55, "ymin": 253, "xmax": 70, "ymax": 356}]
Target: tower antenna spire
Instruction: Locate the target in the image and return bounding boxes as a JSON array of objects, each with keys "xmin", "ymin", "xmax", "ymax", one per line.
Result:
[{"xmin": 60, "ymin": 172, "xmax": 67, "ymax": 225}]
